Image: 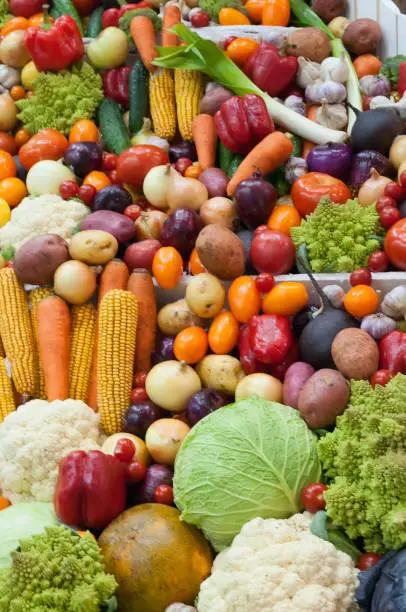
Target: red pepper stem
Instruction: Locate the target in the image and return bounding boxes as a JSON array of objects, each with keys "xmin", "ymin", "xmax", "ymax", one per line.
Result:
[{"xmin": 42, "ymin": 4, "xmax": 50, "ymax": 25}]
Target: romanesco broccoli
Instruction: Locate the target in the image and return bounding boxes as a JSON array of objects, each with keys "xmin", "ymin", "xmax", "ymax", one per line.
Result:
[
  {"xmin": 0, "ymin": 0, "xmax": 11, "ymax": 28},
  {"xmin": 0, "ymin": 525, "xmax": 117, "ymax": 611},
  {"xmin": 290, "ymin": 197, "xmax": 382, "ymax": 272},
  {"xmin": 16, "ymin": 63, "xmax": 103, "ymax": 135},
  {"xmin": 198, "ymin": 0, "xmax": 247, "ymax": 22},
  {"xmin": 318, "ymin": 374, "xmax": 406, "ymax": 554}
]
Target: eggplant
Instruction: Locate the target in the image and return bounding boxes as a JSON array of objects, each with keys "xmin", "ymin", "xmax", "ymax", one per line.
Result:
[
  {"xmin": 350, "ymin": 150, "xmax": 395, "ymax": 189},
  {"xmin": 298, "ymin": 257, "xmax": 359, "ymax": 369},
  {"xmin": 307, "ymin": 143, "xmax": 352, "ymax": 181},
  {"xmin": 350, "ymin": 107, "xmax": 404, "ymax": 156}
]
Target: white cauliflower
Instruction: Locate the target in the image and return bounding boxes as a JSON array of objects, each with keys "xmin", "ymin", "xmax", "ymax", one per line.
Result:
[
  {"xmin": 197, "ymin": 513, "xmax": 360, "ymax": 612},
  {"xmin": 0, "ymin": 399, "xmax": 104, "ymax": 503},
  {"xmin": 0, "ymin": 195, "xmax": 89, "ymax": 251}
]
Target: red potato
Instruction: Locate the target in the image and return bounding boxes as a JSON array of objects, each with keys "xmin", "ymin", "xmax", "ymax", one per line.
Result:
[
  {"xmin": 283, "ymin": 362, "xmax": 315, "ymax": 409},
  {"xmin": 80, "ymin": 210, "xmax": 136, "ymax": 243},
  {"xmin": 332, "ymin": 328, "xmax": 379, "ymax": 380},
  {"xmin": 198, "ymin": 168, "xmax": 229, "ymax": 198},
  {"xmin": 13, "ymin": 234, "xmax": 70, "ymax": 285},
  {"xmin": 298, "ymin": 369, "xmax": 350, "ymax": 429},
  {"xmin": 124, "ymin": 240, "xmax": 161, "ymax": 272}
]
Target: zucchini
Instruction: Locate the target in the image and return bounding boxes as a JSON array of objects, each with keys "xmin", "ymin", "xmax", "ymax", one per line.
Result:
[
  {"xmin": 53, "ymin": 0, "xmax": 84, "ymax": 34},
  {"xmin": 86, "ymin": 6, "xmax": 103, "ymax": 37},
  {"xmin": 98, "ymin": 98, "xmax": 131, "ymax": 155},
  {"xmin": 218, "ymin": 142, "xmax": 234, "ymax": 178},
  {"xmin": 228, "ymin": 153, "xmax": 244, "ymax": 178},
  {"xmin": 128, "ymin": 61, "xmax": 149, "ymax": 135},
  {"xmin": 291, "ymin": 134, "xmax": 302, "ymax": 158}
]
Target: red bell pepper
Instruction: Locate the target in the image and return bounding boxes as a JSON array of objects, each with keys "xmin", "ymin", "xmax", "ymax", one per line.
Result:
[
  {"xmin": 24, "ymin": 12, "xmax": 84, "ymax": 72},
  {"xmin": 248, "ymin": 314, "xmax": 294, "ymax": 365},
  {"xmin": 270, "ymin": 343, "xmax": 299, "ymax": 380},
  {"xmin": 245, "ymin": 42, "xmax": 298, "ymax": 97},
  {"xmin": 238, "ymin": 324, "xmax": 269, "ymax": 374},
  {"xmin": 214, "ymin": 94, "xmax": 274, "ymax": 155},
  {"xmin": 103, "ymin": 66, "xmax": 132, "ymax": 109},
  {"xmin": 54, "ymin": 450, "xmax": 126, "ymax": 530},
  {"xmin": 398, "ymin": 61, "xmax": 406, "ymax": 97},
  {"xmin": 379, "ymin": 330, "xmax": 406, "ymax": 374}
]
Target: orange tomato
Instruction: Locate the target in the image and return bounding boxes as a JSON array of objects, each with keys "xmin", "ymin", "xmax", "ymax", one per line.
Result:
[
  {"xmin": 28, "ymin": 12, "xmax": 54, "ymax": 27},
  {"xmin": 10, "ymin": 85, "xmax": 26, "ymax": 101},
  {"xmin": 208, "ymin": 310, "xmax": 240, "ymax": 354},
  {"xmin": 0, "ymin": 132, "xmax": 17, "ymax": 155},
  {"xmin": 219, "ymin": 7, "xmax": 251, "ymax": 25},
  {"xmin": 18, "ymin": 129, "xmax": 69, "ymax": 171},
  {"xmin": 69, "ymin": 120, "xmax": 99, "ymax": 144},
  {"xmin": 152, "ymin": 246, "xmax": 183, "ymax": 289},
  {"xmin": 267, "ymin": 204, "xmax": 301, "ymax": 235},
  {"xmin": 228, "ymin": 276, "xmax": 261, "ymax": 323},
  {"xmin": 0, "ymin": 150, "xmax": 16, "ymax": 181},
  {"xmin": 14, "ymin": 129, "xmax": 31, "ymax": 149},
  {"xmin": 261, "ymin": 0, "xmax": 290, "ymax": 26},
  {"xmin": 344, "ymin": 285, "xmax": 379, "ymax": 318},
  {"xmin": 184, "ymin": 164, "xmax": 202, "ymax": 179},
  {"xmin": 174, "ymin": 327, "xmax": 208, "ymax": 364},
  {"xmin": 262, "ymin": 282, "xmax": 309, "ymax": 316},
  {"xmin": 76, "ymin": 530, "xmax": 96, "ymax": 539},
  {"xmin": 189, "ymin": 247, "xmax": 206, "ymax": 275},
  {"xmin": 291, "ymin": 172, "xmax": 351, "ymax": 217},
  {"xmin": 0, "ymin": 177, "xmax": 27, "ymax": 207},
  {"xmin": 83, "ymin": 171, "xmax": 111, "ymax": 191},
  {"xmin": 0, "ymin": 16, "xmax": 29, "ymax": 35},
  {"xmin": 0, "ymin": 495, "xmax": 10, "ymax": 510},
  {"xmin": 225, "ymin": 37, "xmax": 260, "ymax": 68},
  {"xmin": 245, "ymin": 0, "xmax": 266, "ymax": 23}
]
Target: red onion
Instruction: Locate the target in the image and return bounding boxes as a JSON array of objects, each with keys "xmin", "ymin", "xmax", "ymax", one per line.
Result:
[
  {"xmin": 350, "ymin": 150, "xmax": 395, "ymax": 189},
  {"xmin": 307, "ymin": 143, "xmax": 352, "ymax": 181}
]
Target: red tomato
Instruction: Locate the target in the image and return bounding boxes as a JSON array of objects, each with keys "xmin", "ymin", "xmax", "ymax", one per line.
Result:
[
  {"xmin": 101, "ymin": 152, "xmax": 117, "ymax": 172},
  {"xmin": 250, "ymin": 229, "xmax": 296, "ymax": 274},
  {"xmin": 384, "ymin": 218, "xmax": 406, "ymax": 270},
  {"xmin": 59, "ymin": 180, "xmax": 79, "ymax": 200},
  {"xmin": 358, "ymin": 553, "xmax": 382, "ymax": 571},
  {"xmin": 10, "ymin": 0, "xmax": 43, "ymax": 17},
  {"xmin": 77, "ymin": 184, "xmax": 96, "ymax": 206},
  {"xmin": 384, "ymin": 182, "xmax": 404, "ymax": 202},
  {"xmin": 376, "ymin": 195, "xmax": 396, "ymax": 213},
  {"xmin": 379, "ymin": 205, "xmax": 401, "ymax": 229},
  {"xmin": 102, "ymin": 8, "xmax": 120, "ymax": 28},
  {"xmin": 368, "ymin": 250, "xmax": 389, "ymax": 272},
  {"xmin": 291, "ymin": 172, "xmax": 351, "ymax": 217},
  {"xmin": 126, "ymin": 461, "xmax": 147, "ymax": 483},
  {"xmin": 301, "ymin": 482, "xmax": 327, "ymax": 513},
  {"xmin": 154, "ymin": 484, "xmax": 174, "ymax": 505},
  {"xmin": 72, "ymin": 0, "xmax": 100, "ymax": 15},
  {"xmin": 130, "ymin": 388, "xmax": 149, "ymax": 403},
  {"xmin": 349, "ymin": 268, "xmax": 372, "ymax": 287},
  {"xmin": 371, "ymin": 370, "xmax": 394, "ymax": 388},
  {"xmin": 255, "ymin": 273, "xmax": 275, "ymax": 293},
  {"xmin": 116, "ymin": 146, "xmax": 169, "ymax": 190},
  {"xmin": 18, "ymin": 129, "xmax": 69, "ymax": 171},
  {"xmin": 114, "ymin": 438, "xmax": 135, "ymax": 463},
  {"xmin": 134, "ymin": 371, "xmax": 148, "ymax": 388},
  {"xmin": 124, "ymin": 204, "xmax": 142, "ymax": 221}
]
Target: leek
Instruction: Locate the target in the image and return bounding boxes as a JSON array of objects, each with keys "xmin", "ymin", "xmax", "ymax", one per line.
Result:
[
  {"xmin": 153, "ymin": 24, "xmax": 347, "ymax": 144},
  {"xmin": 290, "ymin": 0, "xmax": 362, "ymax": 134}
]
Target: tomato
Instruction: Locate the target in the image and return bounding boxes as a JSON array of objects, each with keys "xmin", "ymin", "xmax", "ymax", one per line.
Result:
[
  {"xmin": 116, "ymin": 145, "xmax": 169, "ymax": 190},
  {"xmin": 0, "ymin": 150, "xmax": 16, "ymax": 181},
  {"xmin": 14, "ymin": 129, "xmax": 31, "ymax": 149},
  {"xmin": 10, "ymin": 0, "xmax": 43, "ymax": 17},
  {"xmin": 250, "ymin": 229, "xmax": 296, "ymax": 274},
  {"xmin": 184, "ymin": 164, "xmax": 202, "ymax": 178},
  {"xmin": 126, "ymin": 461, "xmax": 147, "ymax": 483},
  {"xmin": 189, "ymin": 247, "xmax": 206, "ymax": 275},
  {"xmin": 384, "ymin": 218, "xmax": 406, "ymax": 270},
  {"xmin": 358, "ymin": 553, "xmax": 382, "ymax": 571},
  {"xmin": 0, "ymin": 133, "xmax": 16, "ymax": 155},
  {"xmin": 72, "ymin": 0, "xmax": 100, "ymax": 15},
  {"xmin": 174, "ymin": 327, "xmax": 208, "ymax": 364},
  {"xmin": 18, "ymin": 129, "xmax": 68, "ymax": 170},
  {"xmin": 69, "ymin": 120, "xmax": 99, "ymax": 144},
  {"xmin": 130, "ymin": 387, "xmax": 149, "ymax": 403},
  {"xmin": 225, "ymin": 37, "xmax": 260, "ymax": 68},
  {"xmin": 399, "ymin": 171, "xmax": 406, "ymax": 188},
  {"xmin": 77, "ymin": 184, "xmax": 96, "ymax": 206},
  {"xmin": 267, "ymin": 204, "xmax": 301, "ymax": 235},
  {"xmin": 189, "ymin": 10, "xmax": 210, "ymax": 27},
  {"xmin": 376, "ymin": 195, "xmax": 396, "ymax": 213},
  {"xmin": 371, "ymin": 370, "xmax": 394, "ymax": 388},
  {"xmin": 114, "ymin": 438, "xmax": 135, "ymax": 463},
  {"xmin": 245, "ymin": 0, "xmax": 265, "ymax": 23},
  {"xmin": 9, "ymin": 85, "xmax": 26, "ymax": 101},
  {"xmin": 262, "ymin": 282, "xmax": 309, "ymax": 317},
  {"xmin": 83, "ymin": 171, "xmax": 111, "ymax": 191},
  {"xmin": 0, "ymin": 495, "xmax": 11, "ymax": 510},
  {"xmin": 174, "ymin": 157, "xmax": 193, "ymax": 175},
  {"xmin": 134, "ymin": 371, "xmax": 148, "ymax": 388},
  {"xmin": 368, "ymin": 250, "xmax": 389, "ymax": 272},
  {"xmin": 349, "ymin": 268, "xmax": 372, "ymax": 287},
  {"xmin": 223, "ymin": 35, "xmax": 237, "ymax": 49},
  {"xmin": 384, "ymin": 182, "xmax": 404, "ymax": 201},
  {"xmin": 300, "ymin": 482, "xmax": 327, "ymax": 513},
  {"xmin": 291, "ymin": 173, "xmax": 351, "ymax": 217},
  {"xmin": 255, "ymin": 273, "xmax": 275, "ymax": 293},
  {"xmin": 101, "ymin": 152, "xmax": 117, "ymax": 172},
  {"xmin": 124, "ymin": 204, "xmax": 142, "ymax": 222},
  {"xmin": 152, "ymin": 246, "xmax": 183, "ymax": 289},
  {"xmin": 0, "ymin": 177, "xmax": 27, "ymax": 207},
  {"xmin": 379, "ymin": 205, "xmax": 401, "ymax": 229},
  {"xmin": 218, "ymin": 7, "xmax": 251, "ymax": 25},
  {"xmin": 0, "ymin": 16, "xmax": 29, "ymax": 35},
  {"xmin": 208, "ymin": 311, "xmax": 240, "ymax": 354},
  {"xmin": 261, "ymin": 0, "xmax": 290, "ymax": 26},
  {"xmin": 228, "ymin": 276, "xmax": 261, "ymax": 323},
  {"xmin": 59, "ymin": 180, "xmax": 79, "ymax": 200},
  {"xmin": 102, "ymin": 8, "xmax": 120, "ymax": 28},
  {"xmin": 344, "ymin": 285, "xmax": 380, "ymax": 318},
  {"xmin": 154, "ymin": 484, "xmax": 174, "ymax": 505}
]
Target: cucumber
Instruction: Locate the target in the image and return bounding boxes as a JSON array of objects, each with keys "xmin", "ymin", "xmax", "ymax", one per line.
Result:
[
  {"xmin": 53, "ymin": 0, "xmax": 84, "ymax": 34},
  {"xmin": 49, "ymin": 5, "xmax": 62, "ymax": 18},
  {"xmin": 98, "ymin": 98, "xmax": 131, "ymax": 155},
  {"xmin": 218, "ymin": 142, "xmax": 234, "ymax": 178},
  {"xmin": 128, "ymin": 61, "xmax": 149, "ymax": 135},
  {"xmin": 228, "ymin": 153, "xmax": 244, "ymax": 178},
  {"xmin": 269, "ymin": 166, "xmax": 290, "ymax": 196},
  {"xmin": 86, "ymin": 6, "xmax": 103, "ymax": 37}
]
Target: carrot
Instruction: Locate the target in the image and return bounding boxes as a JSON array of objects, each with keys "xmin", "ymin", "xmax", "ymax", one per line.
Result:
[
  {"xmin": 127, "ymin": 268, "xmax": 156, "ymax": 373},
  {"xmin": 130, "ymin": 16, "xmax": 158, "ymax": 73},
  {"xmin": 192, "ymin": 114, "xmax": 217, "ymax": 170},
  {"xmin": 227, "ymin": 131, "xmax": 294, "ymax": 196},
  {"xmin": 88, "ymin": 260, "xmax": 129, "ymax": 411},
  {"xmin": 37, "ymin": 296, "xmax": 70, "ymax": 402},
  {"xmin": 302, "ymin": 105, "xmax": 318, "ymax": 160},
  {"xmin": 162, "ymin": 4, "xmax": 181, "ymax": 48},
  {"xmin": 353, "ymin": 54, "xmax": 382, "ymax": 79}
]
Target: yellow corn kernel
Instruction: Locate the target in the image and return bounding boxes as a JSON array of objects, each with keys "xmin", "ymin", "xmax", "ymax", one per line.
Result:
[
  {"xmin": 97, "ymin": 289, "xmax": 138, "ymax": 435},
  {"xmin": 69, "ymin": 303, "xmax": 96, "ymax": 403},
  {"xmin": 30, "ymin": 287, "xmax": 53, "ymax": 399},
  {"xmin": 0, "ymin": 358, "xmax": 15, "ymax": 423},
  {"xmin": 149, "ymin": 68, "xmax": 177, "ymax": 141},
  {"xmin": 0, "ymin": 269, "xmax": 36, "ymax": 396},
  {"xmin": 0, "ymin": 335, "xmax": 4, "ymax": 359},
  {"xmin": 175, "ymin": 69, "xmax": 204, "ymax": 141}
]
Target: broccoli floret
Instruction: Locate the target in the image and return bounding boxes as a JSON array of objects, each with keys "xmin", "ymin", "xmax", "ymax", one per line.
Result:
[
  {"xmin": 199, "ymin": 0, "xmax": 247, "ymax": 22},
  {"xmin": 0, "ymin": 526, "xmax": 117, "ymax": 611},
  {"xmin": 290, "ymin": 197, "xmax": 383, "ymax": 272},
  {"xmin": 318, "ymin": 374, "xmax": 406, "ymax": 553},
  {"xmin": 16, "ymin": 63, "xmax": 103, "ymax": 135}
]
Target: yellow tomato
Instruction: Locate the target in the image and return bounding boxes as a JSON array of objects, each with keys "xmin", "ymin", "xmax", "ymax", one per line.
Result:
[
  {"xmin": 21, "ymin": 61, "xmax": 40, "ymax": 89},
  {"xmin": 0, "ymin": 198, "xmax": 11, "ymax": 227}
]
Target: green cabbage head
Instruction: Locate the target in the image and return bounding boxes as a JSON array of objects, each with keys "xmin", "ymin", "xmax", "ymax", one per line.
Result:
[{"xmin": 174, "ymin": 397, "xmax": 321, "ymax": 552}]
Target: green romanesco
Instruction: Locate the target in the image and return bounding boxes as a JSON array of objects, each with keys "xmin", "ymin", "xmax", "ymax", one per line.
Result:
[
  {"xmin": 318, "ymin": 374, "xmax": 406, "ymax": 554},
  {"xmin": 290, "ymin": 197, "xmax": 382, "ymax": 272},
  {"xmin": 198, "ymin": 0, "xmax": 247, "ymax": 22},
  {"xmin": 16, "ymin": 63, "xmax": 103, "ymax": 135},
  {"xmin": 0, "ymin": 525, "xmax": 117, "ymax": 611},
  {"xmin": 0, "ymin": 0, "xmax": 11, "ymax": 28}
]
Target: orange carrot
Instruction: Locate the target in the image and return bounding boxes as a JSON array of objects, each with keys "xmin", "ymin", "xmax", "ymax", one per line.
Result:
[
  {"xmin": 130, "ymin": 16, "xmax": 158, "ymax": 73},
  {"xmin": 127, "ymin": 269, "xmax": 156, "ymax": 373},
  {"xmin": 353, "ymin": 54, "xmax": 382, "ymax": 79},
  {"xmin": 37, "ymin": 296, "xmax": 70, "ymax": 401},
  {"xmin": 302, "ymin": 105, "xmax": 318, "ymax": 160},
  {"xmin": 192, "ymin": 114, "xmax": 217, "ymax": 170},
  {"xmin": 227, "ymin": 131, "xmax": 294, "ymax": 196},
  {"xmin": 162, "ymin": 4, "xmax": 181, "ymax": 48}
]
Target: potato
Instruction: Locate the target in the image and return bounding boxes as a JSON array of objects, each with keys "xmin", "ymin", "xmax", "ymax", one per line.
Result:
[
  {"xmin": 69, "ymin": 230, "xmax": 118, "ymax": 265},
  {"xmin": 328, "ymin": 16, "xmax": 351, "ymax": 39},
  {"xmin": 235, "ymin": 373, "xmax": 282, "ymax": 403},
  {"xmin": 287, "ymin": 28, "xmax": 331, "ymax": 63},
  {"xmin": 196, "ymin": 355, "xmax": 245, "ymax": 395},
  {"xmin": 199, "ymin": 86, "xmax": 233, "ymax": 116},
  {"xmin": 342, "ymin": 18, "xmax": 381, "ymax": 55},
  {"xmin": 332, "ymin": 328, "xmax": 379, "ymax": 380},
  {"xmin": 80, "ymin": 210, "xmax": 136, "ymax": 243},
  {"xmin": 14, "ymin": 234, "xmax": 70, "ymax": 285},
  {"xmin": 157, "ymin": 299, "xmax": 205, "ymax": 335},
  {"xmin": 283, "ymin": 362, "xmax": 315, "ymax": 410},
  {"xmin": 196, "ymin": 224, "xmax": 245, "ymax": 280},
  {"xmin": 298, "ymin": 369, "xmax": 350, "ymax": 429},
  {"xmin": 311, "ymin": 0, "xmax": 346, "ymax": 24},
  {"xmin": 185, "ymin": 273, "xmax": 225, "ymax": 319}
]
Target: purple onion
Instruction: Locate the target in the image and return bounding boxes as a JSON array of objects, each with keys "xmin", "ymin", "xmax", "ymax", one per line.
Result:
[
  {"xmin": 152, "ymin": 337, "xmax": 175, "ymax": 365},
  {"xmin": 93, "ymin": 185, "xmax": 132, "ymax": 214},
  {"xmin": 350, "ymin": 150, "xmax": 395, "ymax": 189},
  {"xmin": 169, "ymin": 140, "xmax": 197, "ymax": 162},
  {"xmin": 160, "ymin": 208, "xmax": 202, "ymax": 258},
  {"xmin": 234, "ymin": 172, "xmax": 277, "ymax": 229},
  {"xmin": 307, "ymin": 143, "xmax": 352, "ymax": 181},
  {"xmin": 138, "ymin": 464, "xmax": 173, "ymax": 503},
  {"xmin": 186, "ymin": 389, "xmax": 230, "ymax": 426},
  {"xmin": 64, "ymin": 141, "xmax": 102, "ymax": 178},
  {"xmin": 122, "ymin": 402, "xmax": 164, "ymax": 438}
]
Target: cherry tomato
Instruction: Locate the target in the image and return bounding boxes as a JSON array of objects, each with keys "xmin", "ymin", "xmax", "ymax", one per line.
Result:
[
  {"xmin": 208, "ymin": 311, "xmax": 240, "ymax": 354},
  {"xmin": 130, "ymin": 387, "xmax": 149, "ymax": 403},
  {"xmin": 384, "ymin": 182, "xmax": 404, "ymax": 202},
  {"xmin": 126, "ymin": 460, "xmax": 147, "ymax": 483},
  {"xmin": 174, "ymin": 157, "xmax": 193, "ymax": 175},
  {"xmin": 9, "ymin": 85, "xmax": 26, "ymax": 101},
  {"xmin": 228, "ymin": 276, "xmax": 261, "ymax": 323},
  {"xmin": 184, "ymin": 164, "xmax": 202, "ymax": 178},
  {"xmin": 399, "ymin": 171, "xmax": 406, "ymax": 188},
  {"xmin": 83, "ymin": 170, "xmax": 111, "ymax": 191},
  {"xmin": 300, "ymin": 482, "xmax": 327, "ymax": 513},
  {"xmin": 0, "ymin": 132, "xmax": 17, "ymax": 155},
  {"xmin": 117, "ymin": 145, "xmax": 169, "ymax": 190},
  {"xmin": 358, "ymin": 553, "xmax": 382, "ymax": 571},
  {"xmin": 225, "ymin": 37, "xmax": 260, "ymax": 68},
  {"xmin": 189, "ymin": 247, "xmax": 206, "ymax": 275},
  {"xmin": 349, "ymin": 268, "xmax": 372, "ymax": 287},
  {"xmin": 59, "ymin": 180, "xmax": 79, "ymax": 200},
  {"xmin": 255, "ymin": 273, "xmax": 275, "ymax": 293},
  {"xmin": 152, "ymin": 246, "xmax": 183, "ymax": 289},
  {"xmin": 154, "ymin": 484, "xmax": 174, "ymax": 505},
  {"xmin": 109, "ymin": 169, "xmax": 122, "ymax": 185},
  {"xmin": 114, "ymin": 438, "xmax": 135, "ymax": 463},
  {"xmin": 262, "ymin": 282, "xmax": 309, "ymax": 317},
  {"xmin": 124, "ymin": 204, "xmax": 142, "ymax": 221},
  {"xmin": 0, "ymin": 150, "xmax": 16, "ymax": 181},
  {"xmin": 267, "ymin": 204, "xmax": 301, "ymax": 235},
  {"xmin": 69, "ymin": 120, "xmax": 99, "ymax": 144},
  {"xmin": 291, "ymin": 172, "xmax": 351, "ymax": 217},
  {"xmin": 102, "ymin": 7, "xmax": 120, "ymax": 28},
  {"xmin": 376, "ymin": 195, "xmax": 396, "ymax": 213},
  {"xmin": 250, "ymin": 229, "xmax": 296, "ymax": 274},
  {"xmin": 371, "ymin": 370, "xmax": 394, "ymax": 388},
  {"xmin": 344, "ymin": 285, "xmax": 380, "ymax": 318},
  {"xmin": 385, "ymin": 218, "xmax": 406, "ymax": 270},
  {"xmin": 18, "ymin": 129, "xmax": 69, "ymax": 171},
  {"xmin": 190, "ymin": 10, "xmax": 210, "ymax": 27},
  {"xmin": 14, "ymin": 129, "xmax": 31, "ymax": 149},
  {"xmin": 379, "ymin": 205, "xmax": 401, "ymax": 229},
  {"xmin": 77, "ymin": 184, "xmax": 96, "ymax": 206},
  {"xmin": 134, "ymin": 371, "xmax": 148, "ymax": 388},
  {"xmin": 254, "ymin": 224, "xmax": 268, "ymax": 236},
  {"xmin": 368, "ymin": 250, "xmax": 389, "ymax": 272},
  {"xmin": 101, "ymin": 152, "xmax": 117, "ymax": 172},
  {"xmin": 174, "ymin": 327, "xmax": 208, "ymax": 364},
  {"xmin": 223, "ymin": 35, "xmax": 237, "ymax": 49}
]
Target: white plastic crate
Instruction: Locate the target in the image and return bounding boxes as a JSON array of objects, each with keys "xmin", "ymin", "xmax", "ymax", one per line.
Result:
[{"xmin": 348, "ymin": 0, "xmax": 406, "ymax": 59}]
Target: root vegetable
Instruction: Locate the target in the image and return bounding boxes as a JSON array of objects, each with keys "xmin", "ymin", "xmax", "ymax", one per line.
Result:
[
  {"xmin": 195, "ymin": 224, "xmax": 245, "ymax": 280},
  {"xmin": 311, "ymin": 0, "xmax": 346, "ymax": 24},
  {"xmin": 68, "ymin": 230, "xmax": 118, "ymax": 265},
  {"xmin": 196, "ymin": 354, "xmax": 245, "ymax": 394},
  {"xmin": 145, "ymin": 360, "xmax": 202, "ymax": 412},
  {"xmin": 185, "ymin": 273, "xmax": 225, "ymax": 319},
  {"xmin": 158, "ymin": 298, "xmax": 206, "ymax": 335},
  {"xmin": 145, "ymin": 419, "xmax": 190, "ymax": 464},
  {"xmin": 199, "ymin": 197, "xmax": 235, "ymax": 230},
  {"xmin": 287, "ymin": 28, "xmax": 331, "ymax": 63},
  {"xmin": 235, "ymin": 373, "xmax": 283, "ymax": 402},
  {"xmin": 342, "ymin": 18, "xmax": 382, "ymax": 56},
  {"xmin": 198, "ymin": 168, "xmax": 228, "ymax": 198},
  {"xmin": 54, "ymin": 260, "xmax": 96, "ymax": 305},
  {"xmin": 283, "ymin": 362, "xmax": 315, "ymax": 410},
  {"xmin": 14, "ymin": 234, "xmax": 70, "ymax": 285},
  {"xmin": 167, "ymin": 167, "xmax": 208, "ymax": 212},
  {"xmin": 332, "ymin": 328, "xmax": 379, "ymax": 380},
  {"xmin": 102, "ymin": 433, "xmax": 150, "ymax": 465},
  {"xmin": 0, "ymin": 94, "xmax": 17, "ymax": 131},
  {"xmin": 298, "ymin": 368, "xmax": 350, "ymax": 429}
]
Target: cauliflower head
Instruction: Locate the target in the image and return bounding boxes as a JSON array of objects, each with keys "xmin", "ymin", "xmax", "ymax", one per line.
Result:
[
  {"xmin": 0, "ymin": 399, "xmax": 104, "ymax": 503},
  {"xmin": 0, "ymin": 195, "xmax": 89, "ymax": 251},
  {"xmin": 197, "ymin": 513, "xmax": 360, "ymax": 612}
]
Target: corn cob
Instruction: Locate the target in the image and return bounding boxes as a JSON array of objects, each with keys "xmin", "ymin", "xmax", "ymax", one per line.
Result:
[
  {"xmin": 0, "ymin": 335, "xmax": 4, "ymax": 358},
  {"xmin": 149, "ymin": 68, "xmax": 177, "ymax": 141},
  {"xmin": 175, "ymin": 69, "xmax": 204, "ymax": 141},
  {"xmin": 97, "ymin": 289, "xmax": 138, "ymax": 435},
  {"xmin": 0, "ymin": 358, "xmax": 15, "ymax": 423},
  {"xmin": 0, "ymin": 269, "xmax": 36, "ymax": 395},
  {"xmin": 30, "ymin": 287, "xmax": 53, "ymax": 399},
  {"xmin": 69, "ymin": 303, "xmax": 96, "ymax": 403}
]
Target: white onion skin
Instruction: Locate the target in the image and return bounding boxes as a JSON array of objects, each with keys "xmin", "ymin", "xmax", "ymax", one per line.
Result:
[
  {"xmin": 145, "ymin": 418, "xmax": 190, "ymax": 464},
  {"xmin": 54, "ymin": 260, "xmax": 96, "ymax": 305}
]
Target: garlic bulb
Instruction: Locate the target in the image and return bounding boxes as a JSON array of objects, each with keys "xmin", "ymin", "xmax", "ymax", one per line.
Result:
[
  {"xmin": 359, "ymin": 75, "xmax": 391, "ymax": 98},
  {"xmin": 131, "ymin": 118, "xmax": 155, "ymax": 145},
  {"xmin": 315, "ymin": 102, "xmax": 348, "ymax": 130},
  {"xmin": 381, "ymin": 285, "xmax": 406, "ymax": 320},
  {"xmin": 323, "ymin": 285, "xmax": 345, "ymax": 309},
  {"xmin": 284, "ymin": 95, "xmax": 305, "ymax": 116},
  {"xmin": 284, "ymin": 157, "xmax": 308, "ymax": 184},
  {"xmin": 320, "ymin": 54, "xmax": 348, "ymax": 84},
  {"xmin": 361, "ymin": 313, "xmax": 398, "ymax": 340},
  {"xmin": 296, "ymin": 57, "xmax": 321, "ymax": 89},
  {"xmin": 305, "ymin": 80, "xmax": 347, "ymax": 104}
]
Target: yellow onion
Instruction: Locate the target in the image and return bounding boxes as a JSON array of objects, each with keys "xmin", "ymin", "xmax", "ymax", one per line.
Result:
[
  {"xmin": 358, "ymin": 168, "xmax": 391, "ymax": 207},
  {"xmin": 54, "ymin": 260, "xmax": 96, "ymax": 305}
]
